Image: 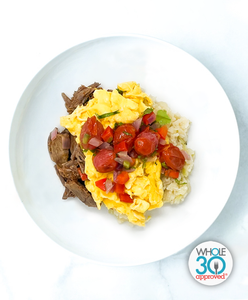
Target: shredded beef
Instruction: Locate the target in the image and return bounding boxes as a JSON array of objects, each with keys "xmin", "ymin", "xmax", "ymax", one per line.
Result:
[
  {"xmin": 48, "ymin": 83, "xmax": 102, "ymax": 208},
  {"xmin": 62, "ymin": 82, "xmax": 101, "ymax": 114},
  {"xmin": 64, "ymin": 181, "xmax": 97, "ymax": 207}
]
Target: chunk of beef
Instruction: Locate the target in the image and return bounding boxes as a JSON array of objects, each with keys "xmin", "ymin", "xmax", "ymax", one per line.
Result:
[
  {"xmin": 55, "ymin": 165, "xmax": 75, "ymax": 199},
  {"xmin": 64, "ymin": 180, "xmax": 97, "ymax": 207},
  {"xmin": 54, "ymin": 152, "xmax": 96, "ymax": 207},
  {"xmin": 70, "ymin": 136, "xmax": 85, "ymax": 162},
  {"xmin": 56, "ymin": 160, "xmax": 81, "ymax": 182},
  {"xmin": 62, "ymin": 82, "xmax": 101, "ymax": 114},
  {"xmin": 70, "ymin": 134, "xmax": 78, "ymax": 156},
  {"xmin": 62, "ymin": 188, "xmax": 75, "ymax": 199},
  {"xmin": 70, "ymin": 136, "xmax": 86, "ymax": 173},
  {"xmin": 48, "ymin": 128, "xmax": 70, "ymax": 166},
  {"xmin": 48, "ymin": 82, "xmax": 99, "ymax": 209},
  {"xmin": 71, "ymin": 144, "xmax": 85, "ymax": 163}
]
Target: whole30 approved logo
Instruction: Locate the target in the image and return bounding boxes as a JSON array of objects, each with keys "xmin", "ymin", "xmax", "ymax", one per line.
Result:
[{"xmin": 188, "ymin": 241, "xmax": 233, "ymax": 286}]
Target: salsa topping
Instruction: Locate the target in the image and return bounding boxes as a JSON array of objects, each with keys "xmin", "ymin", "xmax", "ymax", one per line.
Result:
[
  {"xmin": 80, "ymin": 108, "xmax": 186, "ymax": 191},
  {"xmin": 80, "ymin": 116, "xmax": 104, "ymax": 150}
]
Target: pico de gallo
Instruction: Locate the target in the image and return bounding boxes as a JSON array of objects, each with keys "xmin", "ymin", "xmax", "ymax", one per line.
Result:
[{"xmin": 78, "ymin": 107, "xmax": 187, "ymax": 203}]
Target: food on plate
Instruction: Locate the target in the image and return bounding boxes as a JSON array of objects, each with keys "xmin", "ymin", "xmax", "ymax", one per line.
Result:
[{"xmin": 48, "ymin": 81, "xmax": 194, "ymax": 226}]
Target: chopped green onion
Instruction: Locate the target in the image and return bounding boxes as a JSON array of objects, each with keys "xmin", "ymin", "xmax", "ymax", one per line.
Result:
[
  {"xmin": 161, "ymin": 162, "xmax": 168, "ymax": 169},
  {"xmin": 143, "ymin": 107, "xmax": 153, "ymax": 115},
  {"xmin": 156, "ymin": 110, "xmax": 171, "ymax": 125},
  {"xmin": 175, "ymin": 179, "xmax": 187, "ymax": 185},
  {"xmin": 123, "ymin": 131, "xmax": 132, "ymax": 136},
  {"xmin": 83, "ymin": 133, "xmax": 90, "ymax": 144},
  {"xmin": 114, "ymin": 122, "xmax": 124, "ymax": 129},
  {"xmin": 96, "ymin": 110, "xmax": 120, "ymax": 119},
  {"xmin": 116, "ymin": 88, "xmax": 123, "ymax": 95},
  {"xmin": 123, "ymin": 161, "xmax": 130, "ymax": 169},
  {"xmin": 142, "ymin": 158, "xmax": 147, "ymax": 169},
  {"xmin": 90, "ymin": 149, "xmax": 98, "ymax": 156},
  {"xmin": 151, "ymin": 150, "xmax": 158, "ymax": 157}
]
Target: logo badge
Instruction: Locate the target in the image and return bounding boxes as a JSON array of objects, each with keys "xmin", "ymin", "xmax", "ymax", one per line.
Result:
[{"xmin": 188, "ymin": 241, "xmax": 233, "ymax": 286}]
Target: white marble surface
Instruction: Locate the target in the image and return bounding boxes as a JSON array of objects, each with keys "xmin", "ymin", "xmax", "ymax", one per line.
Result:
[{"xmin": 1, "ymin": 0, "xmax": 248, "ymax": 299}]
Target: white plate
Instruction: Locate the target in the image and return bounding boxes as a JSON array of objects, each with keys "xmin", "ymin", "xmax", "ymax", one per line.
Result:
[{"xmin": 9, "ymin": 35, "xmax": 240, "ymax": 266}]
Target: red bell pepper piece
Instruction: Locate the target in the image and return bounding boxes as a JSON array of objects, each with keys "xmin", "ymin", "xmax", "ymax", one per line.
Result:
[
  {"xmin": 77, "ymin": 168, "xmax": 88, "ymax": 181},
  {"xmin": 164, "ymin": 169, "xmax": 179, "ymax": 179},
  {"xmin": 156, "ymin": 125, "xmax": 168, "ymax": 140},
  {"xmin": 142, "ymin": 112, "xmax": 156, "ymax": 125},
  {"xmin": 115, "ymin": 171, "xmax": 129, "ymax": 184},
  {"xmin": 169, "ymin": 170, "xmax": 179, "ymax": 178},
  {"xmin": 114, "ymin": 141, "xmax": 128, "ymax": 153},
  {"xmin": 95, "ymin": 178, "xmax": 107, "ymax": 191},
  {"xmin": 119, "ymin": 193, "xmax": 133, "ymax": 203},
  {"xmin": 115, "ymin": 183, "xmax": 125, "ymax": 194},
  {"xmin": 101, "ymin": 126, "xmax": 114, "ymax": 143}
]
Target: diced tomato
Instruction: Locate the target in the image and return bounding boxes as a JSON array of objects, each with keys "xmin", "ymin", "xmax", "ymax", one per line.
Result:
[
  {"xmin": 141, "ymin": 126, "xmax": 150, "ymax": 133},
  {"xmin": 134, "ymin": 131, "xmax": 159, "ymax": 156},
  {"xmin": 113, "ymin": 124, "xmax": 136, "ymax": 151},
  {"xmin": 142, "ymin": 112, "xmax": 156, "ymax": 125},
  {"xmin": 93, "ymin": 149, "xmax": 118, "ymax": 173},
  {"xmin": 80, "ymin": 116, "xmax": 104, "ymax": 150},
  {"xmin": 115, "ymin": 171, "xmax": 129, "ymax": 184},
  {"xmin": 160, "ymin": 144, "xmax": 185, "ymax": 171},
  {"xmin": 169, "ymin": 170, "xmax": 179, "ymax": 178},
  {"xmin": 77, "ymin": 168, "xmax": 88, "ymax": 181},
  {"xmin": 119, "ymin": 193, "xmax": 133, "ymax": 203},
  {"xmin": 164, "ymin": 169, "xmax": 179, "ymax": 179},
  {"xmin": 115, "ymin": 183, "xmax": 125, "ymax": 194},
  {"xmin": 139, "ymin": 124, "xmax": 148, "ymax": 132},
  {"xmin": 130, "ymin": 158, "xmax": 136, "ymax": 167},
  {"xmin": 156, "ymin": 125, "xmax": 168, "ymax": 139},
  {"xmin": 95, "ymin": 178, "xmax": 107, "ymax": 191},
  {"xmin": 114, "ymin": 141, "xmax": 128, "ymax": 153},
  {"xmin": 101, "ymin": 126, "xmax": 114, "ymax": 143}
]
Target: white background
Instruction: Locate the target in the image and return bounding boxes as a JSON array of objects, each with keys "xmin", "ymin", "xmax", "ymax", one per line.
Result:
[{"xmin": 1, "ymin": 0, "xmax": 248, "ymax": 299}]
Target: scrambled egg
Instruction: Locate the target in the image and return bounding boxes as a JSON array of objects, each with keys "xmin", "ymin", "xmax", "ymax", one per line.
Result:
[
  {"xmin": 84, "ymin": 152, "xmax": 163, "ymax": 226},
  {"xmin": 60, "ymin": 81, "xmax": 164, "ymax": 226}
]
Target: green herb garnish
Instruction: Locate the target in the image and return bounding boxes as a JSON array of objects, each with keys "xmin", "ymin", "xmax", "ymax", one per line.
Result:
[
  {"xmin": 161, "ymin": 162, "xmax": 168, "ymax": 169},
  {"xmin": 123, "ymin": 131, "xmax": 132, "ymax": 136},
  {"xmin": 96, "ymin": 110, "xmax": 120, "ymax": 119},
  {"xmin": 116, "ymin": 88, "xmax": 124, "ymax": 95},
  {"xmin": 143, "ymin": 107, "xmax": 153, "ymax": 115},
  {"xmin": 89, "ymin": 149, "xmax": 98, "ymax": 156},
  {"xmin": 114, "ymin": 122, "xmax": 124, "ymax": 129},
  {"xmin": 175, "ymin": 179, "xmax": 187, "ymax": 185},
  {"xmin": 156, "ymin": 110, "xmax": 171, "ymax": 125},
  {"xmin": 151, "ymin": 150, "xmax": 158, "ymax": 157},
  {"xmin": 142, "ymin": 158, "xmax": 147, "ymax": 169}
]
